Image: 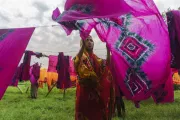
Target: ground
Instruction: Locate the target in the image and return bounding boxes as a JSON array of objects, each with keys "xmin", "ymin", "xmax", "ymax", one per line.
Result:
[{"xmin": 0, "ymin": 83, "xmax": 179, "ymax": 120}]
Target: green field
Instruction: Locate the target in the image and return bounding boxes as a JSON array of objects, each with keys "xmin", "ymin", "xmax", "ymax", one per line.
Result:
[{"xmin": 0, "ymin": 83, "xmax": 180, "ymax": 120}]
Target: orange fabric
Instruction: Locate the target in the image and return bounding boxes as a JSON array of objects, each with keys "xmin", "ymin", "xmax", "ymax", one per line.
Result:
[
  {"xmin": 38, "ymin": 68, "xmax": 59, "ymax": 89},
  {"xmin": 173, "ymin": 72, "xmax": 180, "ymax": 85},
  {"xmin": 39, "ymin": 68, "xmax": 47, "ymax": 81},
  {"xmin": 38, "ymin": 68, "xmax": 47, "ymax": 88},
  {"xmin": 47, "ymin": 72, "xmax": 58, "ymax": 87},
  {"xmin": 70, "ymin": 75, "xmax": 77, "ymax": 82}
]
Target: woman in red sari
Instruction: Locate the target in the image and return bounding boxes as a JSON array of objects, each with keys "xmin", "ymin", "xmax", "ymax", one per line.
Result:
[{"xmin": 74, "ymin": 36, "xmax": 115, "ymax": 120}]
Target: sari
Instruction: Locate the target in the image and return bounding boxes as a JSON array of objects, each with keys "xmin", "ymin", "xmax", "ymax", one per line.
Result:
[{"xmin": 74, "ymin": 50, "xmax": 114, "ymax": 120}]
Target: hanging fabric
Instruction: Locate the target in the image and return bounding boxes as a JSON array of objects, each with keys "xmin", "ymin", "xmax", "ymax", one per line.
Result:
[
  {"xmin": 0, "ymin": 27, "xmax": 35, "ymax": 99},
  {"xmin": 69, "ymin": 56, "xmax": 77, "ymax": 86},
  {"xmin": 38, "ymin": 68, "xmax": 47, "ymax": 88},
  {"xmin": 9, "ymin": 65, "xmax": 22, "ymax": 87},
  {"xmin": 166, "ymin": 10, "xmax": 180, "ymax": 69},
  {"xmin": 47, "ymin": 55, "xmax": 58, "ymax": 73},
  {"xmin": 52, "ymin": 0, "xmax": 174, "ymax": 104},
  {"xmin": 21, "ymin": 51, "xmax": 42, "ymax": 81},
  {"xmin": 29, "ymin": 62, "xmax": 40, "ymax": 99},
  {"xmin": 56, "ymin": 52, "xmax": 72, "ymax": 89}
]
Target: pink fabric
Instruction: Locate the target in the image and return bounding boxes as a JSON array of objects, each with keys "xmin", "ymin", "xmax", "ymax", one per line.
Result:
[
  {"xmin": 0, "ymin": 28, "xmax": 35, "ymax": 99},
  {"xmin": 30, "ymin": 63, "xmax": 40, "ymax": 85},
  {"xmin": 29, "ymin": 66, "xmax": 36, "ymax": 84},
  {"xmin": 69, "ymin": 56, "xmax": 77, "ymax": 76},
  {"xmin": 47, "ymin": 55, "xmax": 58, "ymax": 73},
  {"xmin": 52, "ymin": 0, "xmax": 174, "ymax": 104}
]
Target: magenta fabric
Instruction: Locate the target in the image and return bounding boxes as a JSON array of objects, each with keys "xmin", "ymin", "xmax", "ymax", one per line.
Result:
[
  {"xmin": 47, "ymin": 55, "xmax": 58, "ymax": 73},
  {"xmin": 167, "ymin": 10, "xmax": 180, "ymax": 69},
  {"xmin": 52, "ymin": 0, "xmax": 174, "ymax": 104},
  {"xmin": 32, "ymin": 63, "xmax": 40, "ymax": 80},
  {"xmin": 69, "ymin": 56, "xmax": 77, "ymax": 76},
  {"xmin": 30, "ymin": 63, "xmax": 40, "ymax": 85},
  {"xmin": 0, "ymin": 28, "xmax": 35, "ymax": 99},
  {"xmin": 10, "ymin": 67, "xmax": 21, "ymax": 87}
]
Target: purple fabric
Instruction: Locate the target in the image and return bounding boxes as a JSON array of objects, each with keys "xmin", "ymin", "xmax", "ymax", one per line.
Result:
[
  {"xmin": 10, "ymin": 67, "xmax": 21, "ymax": 87},
  {"xmin": 69, "ymin": 56, "xmax": 77, "ymax": 76},
  {"xmin": 52, "ymin": 0, "xmax": 174, "ymax": 104},
  {"xmin": 0, "ymin": 28, "xmax": 35, "ymax": 99},
  {"xmin": 167, "ymin": 10, "xmax": 180, "ymax": 69},
  {"xmin": 47, "ymin": 55, "xmax": 58, "ymax": 73},
  {"xmin": 29, "ymin": 63, "xmax": 40, "ymax": 85},
  {"xmin": 56, "ymin": 53, "xmax": 71, "ymax": 89}
]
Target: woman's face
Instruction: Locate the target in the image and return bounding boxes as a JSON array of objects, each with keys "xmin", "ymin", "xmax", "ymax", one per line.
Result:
[{"xmin": 84, "ymin": 36, "xmax": 94, "ymax": 51}]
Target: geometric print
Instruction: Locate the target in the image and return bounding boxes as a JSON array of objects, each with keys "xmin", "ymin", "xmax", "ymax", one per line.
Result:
[
  {"xmin": 116, "ymin": 31, "xmax": 155, "ymax": 67},
  {"xmin": 115, "ymin": 28, "xmax": 155, "ymax": 96},
  {"xmin": 124, "ymin": 67, "xmax": 152, "ymax": 96}
]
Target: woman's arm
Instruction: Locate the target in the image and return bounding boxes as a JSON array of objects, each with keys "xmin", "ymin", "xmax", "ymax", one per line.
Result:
[
  {"xmin": 106, "ymin": 44, "xmax": 111, "ymax": 66},
  {"xmin": 74, "ymin": 40, "xmax": 85, "ymax": 70}
]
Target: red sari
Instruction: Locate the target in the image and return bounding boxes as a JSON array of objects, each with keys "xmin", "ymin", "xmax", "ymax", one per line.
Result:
[{"xmin": 74, "ymin": 51, "xmax": 115, "ymax": 120}]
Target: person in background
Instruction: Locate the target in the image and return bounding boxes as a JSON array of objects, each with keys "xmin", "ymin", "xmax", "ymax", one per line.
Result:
[{"xmin": 29, "ymin": 63, "xmax": 40, "ymax": 99}]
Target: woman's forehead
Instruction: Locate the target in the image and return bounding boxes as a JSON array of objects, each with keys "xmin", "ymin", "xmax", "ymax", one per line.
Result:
[{"xmin": 86, "ymin": 35, "xmax": 92, "ymax": 39}]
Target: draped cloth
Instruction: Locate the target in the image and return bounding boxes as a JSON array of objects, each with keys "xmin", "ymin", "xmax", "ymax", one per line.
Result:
[
  {"xmin": 29, "ymin": 63, "xmax": 40, "ymax": 99},
  {"xmin": 47, "ymin": 55, "xmax": 58, "ymax": 73},
  {"xmin": 10, "ymin": 66, "xmax": 22, "ymax": 87},
  {"xmin": 56, "ymin": 52, "xmax": 72, "ymax": 89},
  {"xmin": 0, "ymin": 28, "xmax": 35, "ymax": 99},
  {"xmin": 69, "ymin": 56, "xmax": 77, "ymax": 86},
  {"xmin": 21, "ymin": 51, "xmax": 37, "ymax": 81},
  {"xmin": 173, "ymin": 72, "xmax": 180, "ymax": 85},
  {"xmin": 74, "ymin": 51, "xmax": 114, "ymax": 120},
  {"xmin": 52, "ymin": 0, "xmax": 174, "ymax": 104},
  {"xmin": 38, "ymin": 68, "xmax": 47, "ymax": 88},
  {"xmin": 166, "ymin": 10, "xmax": 180, "ymax": 69}
]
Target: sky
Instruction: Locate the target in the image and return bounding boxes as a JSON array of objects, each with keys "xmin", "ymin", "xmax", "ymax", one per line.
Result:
[{"xmin": 0, "ymin": 0, "xmax": 179, "ymax": 68}]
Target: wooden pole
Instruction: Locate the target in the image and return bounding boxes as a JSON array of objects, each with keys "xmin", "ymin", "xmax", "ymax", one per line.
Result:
[
  {"xmin": 25, "ymin": 86, "xmax": 29, "ymax": 93},
  {"xmin": 46, "ymin": 82, "xmax": 57, "ymax": 97},
  {"xmin": 17, "ymin": 86, "xmax": 23, "ymax": 94},
  {"xmin": 63, "ymin": 88, "xmax": 66, "ymax": 99}
]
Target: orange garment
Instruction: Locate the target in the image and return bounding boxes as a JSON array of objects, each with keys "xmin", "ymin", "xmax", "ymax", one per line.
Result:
[
  {"xmin": 70, "ymin": 75, "xmax": 77, "ymax": 82},
  {"xmin": 173, "ymin": 72, "xmax": 180, "ymax": 85},
  {"xmin": 47, "ymin": 72, "xmax": 58, "ymax": 90},
  {"xmin": 38, "ymin": 68, "xmax": 47, "ymax": 88}
]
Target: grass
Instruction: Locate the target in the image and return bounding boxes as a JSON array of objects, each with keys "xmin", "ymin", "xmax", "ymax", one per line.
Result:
[{"xmin": 0, "ymin": 82, "xmax": 180, "ymax": 120}]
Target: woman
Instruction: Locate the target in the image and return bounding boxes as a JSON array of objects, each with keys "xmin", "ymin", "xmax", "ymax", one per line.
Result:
[{"xmin": 74, "ymin": 35, "xmax": 115, "ymax": 120}]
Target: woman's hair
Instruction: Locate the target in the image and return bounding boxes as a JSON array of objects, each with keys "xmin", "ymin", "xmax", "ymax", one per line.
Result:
[
  {"xmin": 80, "ymin": 35, "xmax": 93, "ymax": 48},
  {"xmin": 80, "ymin": 39, "xmax": 83, "ymax": 47}
]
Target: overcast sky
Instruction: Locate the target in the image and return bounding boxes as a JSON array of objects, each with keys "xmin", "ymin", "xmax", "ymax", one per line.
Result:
[{"xmin": 0, "ymin": 0, "xmax": 179, "ymax": 68}]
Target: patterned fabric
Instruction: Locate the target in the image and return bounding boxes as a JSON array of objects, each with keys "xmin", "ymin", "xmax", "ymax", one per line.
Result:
[
  {"xmin": 52, "ymin": 0, "xmax": 174, "ymax": 105},
  {"xmin": 0, "ymin": 28, "xmax": 35, "ymax": 99}
]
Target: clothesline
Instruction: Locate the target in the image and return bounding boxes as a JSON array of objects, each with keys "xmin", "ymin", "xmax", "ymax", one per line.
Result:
[
  {"xmin": 0, "ymin": 24, "xmax": 61, "ymax": 29},
  {"xmin": 34, "ymin": 49, "xmax": 106, "ymax": 53}
]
